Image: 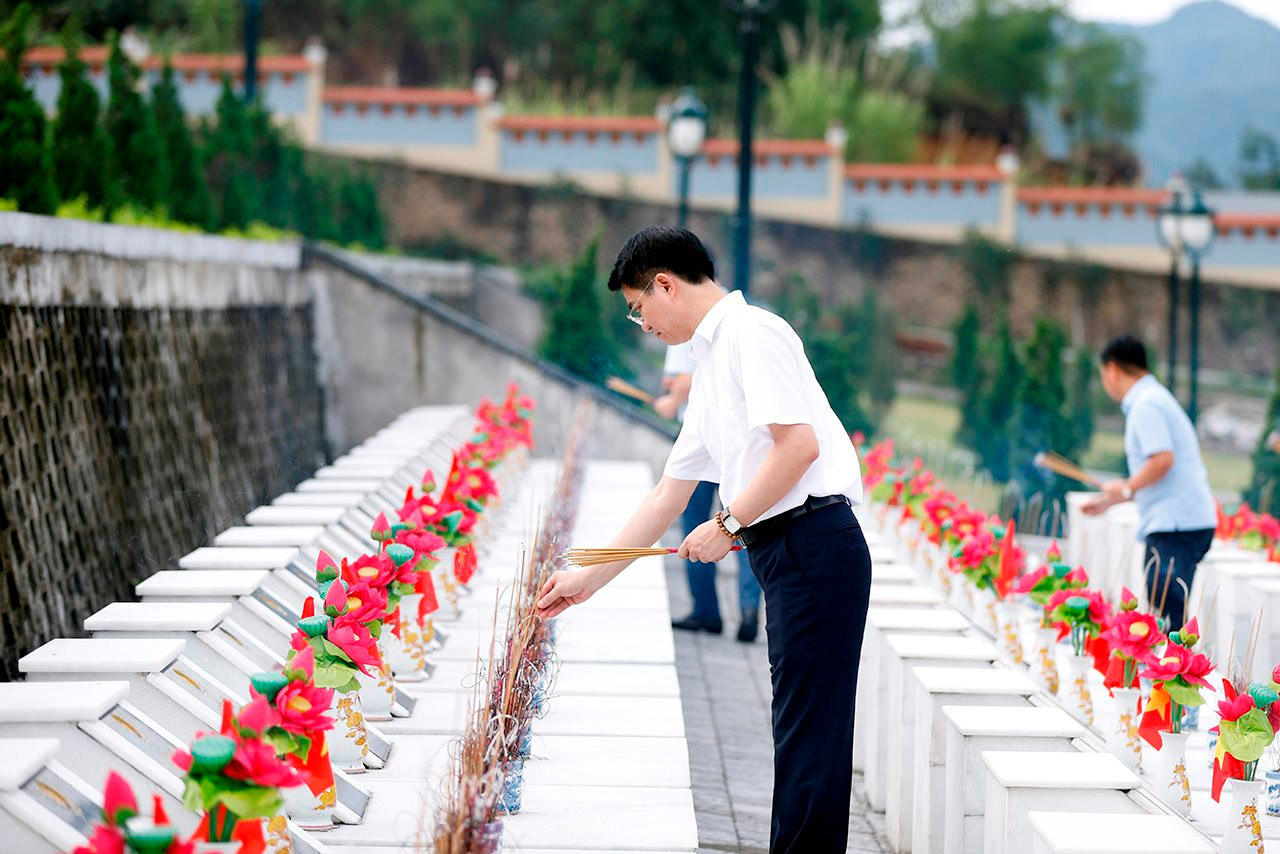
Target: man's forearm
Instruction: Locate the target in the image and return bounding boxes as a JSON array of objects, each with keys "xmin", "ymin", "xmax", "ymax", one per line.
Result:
[
  {"xmin": 1129, "ymin": 451, "xmax": 1174, "ymax": 493},
  {"xmin": 727, "ymin": 427, "xmax": 819, "ymax": 526},
  {"xmin": 590, "ymin": 477, "xmax": 695, "ymax": 585}
]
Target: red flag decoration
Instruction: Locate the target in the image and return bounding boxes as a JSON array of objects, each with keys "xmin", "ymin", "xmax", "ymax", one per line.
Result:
[
  {"xmin": 287, "ymin": 731, "xmax": 336, "ymax": 798},
  {"xmin": 1087, "ymin": 635, "xmax": 1112, "ymax": 676},
  {"xmin": 1211, "ymin": 679, "xmax": 1249, "ymax": 802},
  {"xmin": 301, "ymin": 597, "xmax": 316, "ymax": 620},
  {"xmin": 994, "ymin": 518, "xmax": 1018, "ymax": 597},
  {"xmin": 453, "ymin": 544, "xmax": 477, "ymax": 586},
  {"xmin": 417, "ymin": 572, "xmax": 440, "ymax": 621},
  {"xmin": 1139, "ymin": 683, "xmax": 1173, "ymax": 749}
]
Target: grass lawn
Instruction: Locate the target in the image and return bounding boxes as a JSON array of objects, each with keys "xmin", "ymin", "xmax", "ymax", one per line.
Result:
[{"xmin": 882, "ymin": 393, "xmax": 1253, "ymax": 501}]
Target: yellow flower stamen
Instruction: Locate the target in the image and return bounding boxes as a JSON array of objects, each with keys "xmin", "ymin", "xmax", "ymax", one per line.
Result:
[
  {"xmin": 287, "ymin": 696, "xmax": 312, "ymax": 713},
  {"xmin": 1129, "ymin": 623, "xmax": 1150, "ymax": 638}
]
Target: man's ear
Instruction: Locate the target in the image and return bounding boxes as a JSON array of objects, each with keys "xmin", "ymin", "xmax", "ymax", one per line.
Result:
[{"xmin": 655, "ymin": 272, "xmax": 675, "ymax": 298}]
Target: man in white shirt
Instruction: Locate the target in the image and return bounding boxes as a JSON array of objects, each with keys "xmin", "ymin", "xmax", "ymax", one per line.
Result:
[
  {"xmin": 656, "ymin": 340, "xmax": 763, "ymax": 641},
  {"xmin": 537, "ymin": 226, "xmax": 871, "ymax": 852}
]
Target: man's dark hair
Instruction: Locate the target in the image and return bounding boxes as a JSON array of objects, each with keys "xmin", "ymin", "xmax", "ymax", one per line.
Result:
[
  {"xmin": 607, "ymin": 226, "xmax": 716, "ymax": 292},
  {"xmin": 1099, "ymin": 335, "xmax": 1150, "ymax": 374}
]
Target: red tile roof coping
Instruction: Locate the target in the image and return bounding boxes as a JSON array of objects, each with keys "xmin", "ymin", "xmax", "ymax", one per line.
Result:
[
  {"xmin": 1017, "ymin": 186, "xmax": 1168, "ymax": 205},
  {"xmin": 704, "ymin": 138, "xmax": 833, "ymax": 157},
  {"xmin": 1216, "ymin": 213, "xmax": 1280, "ymax": 236},
  {"xmin": 324, "ymin": 86, "xmax": 481, "ymax": 107},
  {"xmin": 21, "ymin": 45, "xmax": 310, "ymax": 73},
  {"xmin": 497, "ymin": 115, "xmax": 663, "ymax": 133},
  {"xmin": 844, "ymin": 164, "xmax": 1003, "ymax": 181}
]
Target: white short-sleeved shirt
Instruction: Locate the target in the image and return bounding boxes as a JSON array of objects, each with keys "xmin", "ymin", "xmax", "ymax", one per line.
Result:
[
  {"xmin": 1121, "ymin": 374, "xmax": 1216, "ymax": 538},
  {"xmin": 662, "ymin": 342, "xmax": 697, "ymax": 422},
  {"xmin": 662, "ymin": 290, "xmax": 863, "ymax": 522}
]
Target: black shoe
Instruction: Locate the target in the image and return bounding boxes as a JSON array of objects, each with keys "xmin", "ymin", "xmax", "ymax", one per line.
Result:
[
  {"xmin": 736, "ymin": 609, "xmax": 759, "ymax": 643},
  {"xmin": 671, "ymin": 614, "xmax": 724, "ymax": 635}
]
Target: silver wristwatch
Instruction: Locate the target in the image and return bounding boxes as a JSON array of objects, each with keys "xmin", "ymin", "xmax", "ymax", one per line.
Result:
[{"xmin": 721, "ymin": 511, "xmax": 743, "ymax": 536}]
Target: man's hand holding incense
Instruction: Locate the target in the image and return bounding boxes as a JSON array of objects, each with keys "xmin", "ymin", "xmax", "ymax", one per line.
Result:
[
  {"xmin": 678, "ymin": 518, "xmax": 735, "ymax": 564},
  {"xmin": 536, "ymin": 566, "xmax": 605, "ymax": 619}
]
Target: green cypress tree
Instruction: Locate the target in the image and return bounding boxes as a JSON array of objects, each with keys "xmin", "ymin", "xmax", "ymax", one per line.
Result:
[
  {"xmin": 202, "ymin": 75, "xmax": 261, "ymax": 229},
  {"xmin": 1010, "ymin": 317, "xmax": 1073, "ymax": 494},
  {"xmin": 152, "ymin": 61, "xmax": 211, "ymax": 227},
  {"xmin": 0, "ymin": 3, "xmax": 58, "ymax": 213},
  {"xmin": 538, "ymin": 236, "xmax": 619, "ymax": 384},
  {"xmin": 1246, "ymin": 358, "xmax": 1280, "ymax": 515},
  {"xmin": 953, "ymin": 301, "xmax": 983, "ymax": 448},
  {"xmin": 105, "ymin": 31, "xmax": 169, "ymax": 209},
  {"xmin": 52, "ymin": 20, "xmax": 115, "ymax": 210},
  {"xmin": 1067, "ymin": 347, "xmax": 1096, "ymax": 459},
  {"xmin": 974, "ymin": 315, "xmax": 1021, "ymax": 481}
]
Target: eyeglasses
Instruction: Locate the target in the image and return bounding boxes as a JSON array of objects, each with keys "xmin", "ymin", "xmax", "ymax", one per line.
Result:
[{"xmin": 625, "ymin": 283, "xmax": 653, "ymax": 326}]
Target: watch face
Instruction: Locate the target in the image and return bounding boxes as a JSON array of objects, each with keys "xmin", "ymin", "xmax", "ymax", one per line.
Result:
[{"xmin": 724, "ymin": 515, "xmax": 742, "ymax": 534}]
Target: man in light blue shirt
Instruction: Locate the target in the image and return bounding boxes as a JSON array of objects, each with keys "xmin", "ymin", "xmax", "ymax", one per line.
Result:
[{"xmin": 1083, "ymin": 335, "xmax": 1216, "ymax": 630}]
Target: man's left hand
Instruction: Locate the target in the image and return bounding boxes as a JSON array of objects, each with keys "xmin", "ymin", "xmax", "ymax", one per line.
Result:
[
  {"xmin": 678, "ymin": 519, "xmax": 736, "ymax": 563},
  {"xmin": 1099, "ymin": 478, "xmax": 1130, "ymax": 501}
]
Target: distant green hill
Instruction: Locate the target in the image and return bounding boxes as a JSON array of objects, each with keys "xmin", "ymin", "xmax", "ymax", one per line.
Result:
[{"xmin": 1108, "ymin": 1, "xmax": 1280, "ymax": 185}]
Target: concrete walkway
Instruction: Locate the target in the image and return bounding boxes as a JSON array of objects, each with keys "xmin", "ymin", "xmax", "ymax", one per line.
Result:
[{"xmin": 664, "ymin": 553, "xmax": 890, "ymax": 853}]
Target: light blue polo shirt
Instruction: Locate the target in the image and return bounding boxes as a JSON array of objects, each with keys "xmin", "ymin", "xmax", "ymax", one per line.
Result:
[{"xmin": 1121, "ymin": 374, "xmax": 1216, "ymax": 538}]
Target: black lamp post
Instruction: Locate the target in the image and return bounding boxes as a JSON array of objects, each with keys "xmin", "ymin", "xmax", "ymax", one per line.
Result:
[
  {"xmin": 728, "ymin": 0, "xmax": 771, "ymax": 299},
  {"xmin": 1156, "ymin": 177, "xmax": 1187, "ymax": 396},
  {"xmin": 243, "ymin": 0, "xmax": 263, "ymax": 102},
  {"xmin": 1180, "ymin": 190, "xmax": 1216, "ymax": 425},
  {"xmin": 1157, "ymin": 182, "xmax": 1216, "ymax": 423},
  {"xmin": 666, "ymin": 88, "xmax": 709, "ymax": 230}
]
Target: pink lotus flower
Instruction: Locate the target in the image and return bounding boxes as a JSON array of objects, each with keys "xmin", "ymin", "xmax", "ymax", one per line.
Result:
[
  {"xmin": 1012, "ymin": 566, "xmax": 1049, "ymax": 595},
  {"xmin": 237, "ymin": 694, "xmax": 280, "ymax": 735},
  {"xmin": 1118, "ymin": 587, "xmax": 1138, "ymax": 611},
  {"xmin": 1045, "ymin": 540, "xmax": 1062, "ymax": 563},
  {"xmin": 73, "ymin": 825, "xmax": 126, "ymax": 854},
  {"xmin": 327, "ymin": 618, "xmax": 382, "ymax": 675},
  {"xmin": 224, "ymin": 737, "xmax": 304, "ymax": 788},
  {"xmin": 372, "ymin": 511, "xmax": 391, "ymax": 538},
  {"xmin": 275, "ymin": 680, "xmax": 335, "ymax": 735},
  {"xmin": 1064, "ymin": 567, "xmax": 1089, "ymax": 585},
  {"xmin": 1140, "ymin": 643, "xmax": 1215, "ymax": 689},
  {"xmin": 1219, "ymin": 691, "xmax": 1256, "ymax": 723},
  {"xmin": 289, "ymin": 645, "xmax": 316, "ymax": 681},
  {"xmin": 315, "ymin": 550, "xmax": 339, "ymax": 581},
  {"xmin": 103, "ymin": 771, "xmax": 137, "ymax": 826},
  {"xmin": 347, "ymin": 553, "xmax": 397, "ymax": 589},
  {"xmin": 340, "ymin": 579, "xmax": 388, "ymax": 625},
  {"xmin": 323, "ymin": 579, "xmax": 348, "ymax": 615},
  {"xmin": 1103, "ymin": 611, "xmax": 1165, "ymax": 660}
]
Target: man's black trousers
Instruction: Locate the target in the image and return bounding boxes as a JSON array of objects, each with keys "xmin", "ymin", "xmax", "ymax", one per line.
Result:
[{"xmin": 746, "ymin": 500, "xmax": 872, "ymax": 853}]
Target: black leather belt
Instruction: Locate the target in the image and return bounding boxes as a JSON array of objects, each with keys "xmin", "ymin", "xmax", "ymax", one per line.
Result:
[{"xmin": 737, "ymin": 494, "xmax": 851, "ymax": 547}]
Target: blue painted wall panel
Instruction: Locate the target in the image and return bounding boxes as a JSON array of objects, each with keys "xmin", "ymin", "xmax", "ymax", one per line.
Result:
[
  {"xmin": 841, "ymin": 182, "xmax": 1001, "ymax": 227},
  {"xmin": 1016, "ymin": 205, "xmax": 1160, "ymax": 247},
  {"xmin": 686, "ymin": 157, "xmax": 828, "ymax": 199},
  {"xmin": 323, "ymin": 105, "xmax": 477, "ymax": 145},
  {"xmin": 500, "ymin": 132, "xmax": 658, "ymax": 174}
]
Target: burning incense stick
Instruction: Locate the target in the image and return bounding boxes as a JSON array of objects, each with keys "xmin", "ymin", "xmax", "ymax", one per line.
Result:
[
  {"xmin": 605, "ymin": 376, "xmax": 654, "ymax": 404},
  {"xmin": 1033, "ymin": 450, "xmax": 1102, "ymax": 487},
  {"xmin": 565, "ymin": 546, "xmax": 743, "ymax": 567}
]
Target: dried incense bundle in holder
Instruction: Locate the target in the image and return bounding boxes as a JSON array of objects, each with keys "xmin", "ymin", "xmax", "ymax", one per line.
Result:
[
  {"xmin": 605, "ymin": 376, "xmax": 654, "ymax": 404},
  {"xmin": 566, "ymin": 546, "xmax": 742, "ymax": 567},
  {"xmin": 1033, "ymin": 450, "xmax": 1102, "ymax": 487}
]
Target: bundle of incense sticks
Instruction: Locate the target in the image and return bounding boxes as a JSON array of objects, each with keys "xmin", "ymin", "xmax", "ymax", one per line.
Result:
[
  {"xmin": 605, "ymin": 376, "xmax": 654, "ymax": 404},
  {"xmin": 1033, "ymin": 450, "xmax": 1101, "ymax": 487},
  {"xmin": 566, "ymin": 545, "xmax": 742, "ymax": 567}
]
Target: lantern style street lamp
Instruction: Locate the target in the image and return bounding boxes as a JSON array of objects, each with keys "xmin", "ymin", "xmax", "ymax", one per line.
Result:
[
  {"xmin": 667, "ymin": 88, "xmax": 709, "ymax": 230},
  {"xmin": 1156, "ymin": 179, "xmax": 1216, "ymax": 423}
]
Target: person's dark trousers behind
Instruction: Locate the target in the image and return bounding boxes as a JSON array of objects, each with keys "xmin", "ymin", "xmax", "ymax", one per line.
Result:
[
  {"xmin": 747, "ymin": 501, "xmax": 872, "ymax": 853},
  {"xmin": 681, "ymin": 480, "xmax": 762, "ymax": 635},
  {"xmin": 1144, "ymin": 528, "xmax": 1215, "ymax": 632}
]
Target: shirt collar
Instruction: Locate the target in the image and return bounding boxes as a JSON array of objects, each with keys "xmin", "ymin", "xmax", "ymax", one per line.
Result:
[
  {"xmin": 692, "ymin": 290, "xmax": 745, "ymax": 350},
  {"xmin": 1120, "ymin": 373, "xmax": 1156, "ymax": 415}
]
